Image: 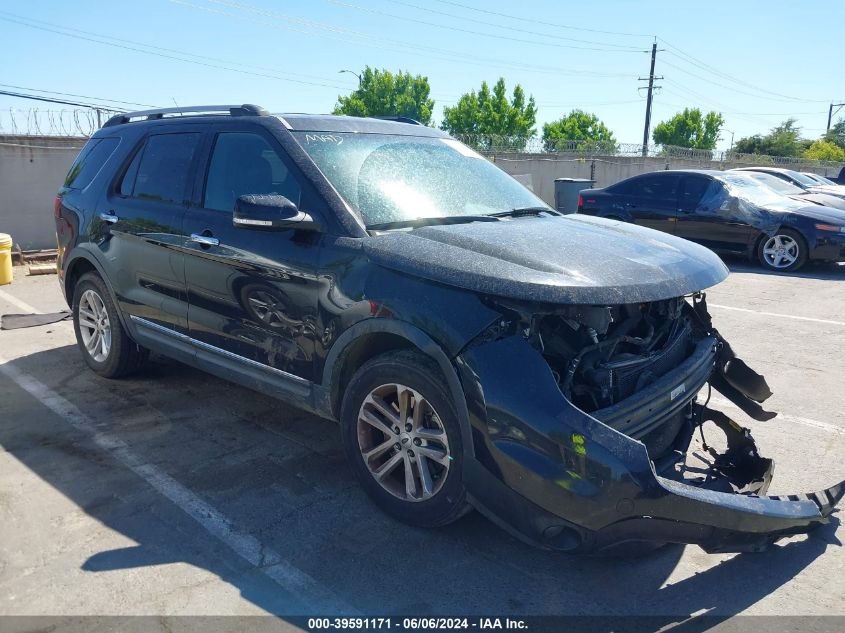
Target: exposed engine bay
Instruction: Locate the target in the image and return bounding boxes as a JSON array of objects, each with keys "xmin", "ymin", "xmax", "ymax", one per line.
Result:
[
  {"xmin": 537, "ymin": 296, "xmax": 691, "ymax": 413},
  {"xmin": 465, "ymin": 291, "xmax": 844, "ymax": 554},
  {"xmin": 486, "ymin": 293, "xmax": 775, "ymax": 465}
]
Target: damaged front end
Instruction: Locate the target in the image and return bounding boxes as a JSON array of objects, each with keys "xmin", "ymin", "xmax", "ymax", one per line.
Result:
[{"xmin": 457, "ymin": 293, "xmax": 844, "ymax": 554}]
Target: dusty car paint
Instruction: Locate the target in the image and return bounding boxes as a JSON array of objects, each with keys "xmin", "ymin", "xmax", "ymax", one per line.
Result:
[{"xmin": 56, "ymin": 111, "xmax": 845, "ymax": 554}]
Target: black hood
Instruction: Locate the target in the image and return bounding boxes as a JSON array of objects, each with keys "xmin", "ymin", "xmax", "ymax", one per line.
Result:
[{"xmin": 363, "ymin": 215, "xmax": 729, "ymax": 305}]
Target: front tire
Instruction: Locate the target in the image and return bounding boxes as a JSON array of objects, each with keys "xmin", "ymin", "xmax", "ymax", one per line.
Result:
[
  {"xmin": 757, "ymin": 228, "xmax": 807, "ymax": 272},
  {"xmin": 340, "ymin": 350, "xmax": 470, "ymax": 528},
  {"xmin": 72, "ymin": 272, "xmax": 148, "ymax": 378}
]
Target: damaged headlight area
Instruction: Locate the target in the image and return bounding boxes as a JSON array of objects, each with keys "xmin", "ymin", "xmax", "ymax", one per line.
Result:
[{"xmin": 461, "ymin": 293, "xmax": 844, "ymax": 554}]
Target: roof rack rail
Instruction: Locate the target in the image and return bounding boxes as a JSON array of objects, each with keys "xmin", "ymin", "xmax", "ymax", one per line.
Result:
[
  {"xmin": 370, "ymin": 115, "xmax": 422, "ymax": 125},
  {"xmin": 103, "ymin": 104, "xmax": 269, "ymax": 128}
]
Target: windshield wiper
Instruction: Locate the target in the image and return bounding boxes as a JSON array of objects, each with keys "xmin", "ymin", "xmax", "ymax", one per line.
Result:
[
  {"xmin": 366, "ymin": 215, "xmax": 500, "ymax": 231},
  {"xmin": 488, "ymin": 206, "xmax": 558, "ymax": 218}
]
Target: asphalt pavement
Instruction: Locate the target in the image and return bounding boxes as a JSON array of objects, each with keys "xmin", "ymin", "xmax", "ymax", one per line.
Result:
[{"xmin": 0, "ymin": 261, "xmax": 843, "ymax": 624}]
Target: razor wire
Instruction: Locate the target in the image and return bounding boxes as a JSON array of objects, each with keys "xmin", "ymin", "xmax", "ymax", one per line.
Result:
[
  {"xmin": 0, "ymin": 108, "xmax": 123, "ymax": 137},
  {"xmin": 453, "ymin": 134, "xmax": 845, "ymax": 171}
]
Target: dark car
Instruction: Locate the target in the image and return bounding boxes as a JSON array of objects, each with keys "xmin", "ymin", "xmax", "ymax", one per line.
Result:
[
  {"xmin": 55, "ymin": 105, "xmax": 843, "ymax": 555},
  {"xmin": 578, "ymin": 169, "xmax": 845, "ymax": 272}
]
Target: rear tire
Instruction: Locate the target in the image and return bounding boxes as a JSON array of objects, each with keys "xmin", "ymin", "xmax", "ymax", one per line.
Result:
[
  {"xmin": 757, "ymin": 228, "xmax": 807, "ymax": 272},
  {"xmin": 72, "ymin": 272, "xmax": 148, "ymax": 378},
  {"xmin": 340, "ymin": 349, "xmax": 470, "ymax": 528}
]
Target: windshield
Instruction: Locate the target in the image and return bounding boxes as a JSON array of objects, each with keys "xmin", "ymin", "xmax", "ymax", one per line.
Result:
[
  {"xmin": 780, "ymin": 170, "xmax": 818, "ymax": 187},
  {"xmin": 808, "ymin": 174, "xmax": 836, "ymax": 186},
  {"xmin": 746, "ymin": 172, "xmax": 805, "ymax": 195},
  {"xmin": 720, "ymin": 174, "xmax": 805, "ymax": 210},
  {"xmin": 292, "ymin": 132, "xmax": 548, "ymax": 227}
]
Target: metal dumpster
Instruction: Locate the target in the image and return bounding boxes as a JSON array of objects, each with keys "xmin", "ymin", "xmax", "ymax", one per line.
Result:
[{"xmin": 554, "ymin": 177, "xmax": 595, "ymax": 214}]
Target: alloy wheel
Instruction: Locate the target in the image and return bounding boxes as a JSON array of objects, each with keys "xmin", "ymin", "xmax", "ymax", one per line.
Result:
[
  {"xmin": 762, "ymin": 234, "xmax": 799, "ymax": 269},
  {"xmin": 78, "ymin": 289, "xmax": 112, "ymax": 362},
  {"xmin": 356, "ymin": 383, "xmax": 451, "ymax": 502}
]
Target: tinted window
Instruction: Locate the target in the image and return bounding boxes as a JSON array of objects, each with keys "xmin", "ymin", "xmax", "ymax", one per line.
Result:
[
  {"xmin": 64, "ymin": 137, "xmax": 119, "ymax": 189},
  {"xmin": 124, "ymin": 133, "xmax": 200, "ymax": 204},
  {"xmin": 679, "ymin": 176, "xmax": 712, "ymax": 210},
  {"xmin": 119, "ymin": 144, "xmax": 144, "ymax": 197},
  {"xmin": 204, "ymin": 132, "xmax": 301, "ymax": 212},
  {"xmin": 625, "ymin": 174, "xmax": 679, "ymax": 199}
]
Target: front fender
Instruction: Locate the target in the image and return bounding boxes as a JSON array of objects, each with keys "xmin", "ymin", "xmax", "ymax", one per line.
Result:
[
  {"xmin": 318, "ymin": 317, "xmax": 477, "ymax": 458},
  {"xmin": 456, "ymin": 331, "xmax": 844, "ymax": 553}
]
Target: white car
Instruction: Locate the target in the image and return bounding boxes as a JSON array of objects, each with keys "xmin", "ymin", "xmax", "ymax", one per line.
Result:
[
  {"xmin": 733, "ymin": 166, "xmax": 845, "ymax": 201},
  {"xmin": 802, "ymin": 172, "xmax": 838, "ymax": 186}
]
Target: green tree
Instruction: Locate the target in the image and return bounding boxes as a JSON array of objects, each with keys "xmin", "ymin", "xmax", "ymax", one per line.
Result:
[
  {"xmin": 441, "ymin": 78, "xmax": 537, "ymax": 149},
  {"xmin": 734, "ymin": 118, "xmax": 807, "ymax": 157},
  {"xmin": 803, "ymin": 140, "xmax": 845, "ymax": 162},
  {"xmin": 651, "ymin": 108, "xmax": 724, "ymax": 150},
  {"xmin": 822, "ymin": 118, "xmax": 845, "ymax": 151},
  {"xmin": 333, "ymin": 66, "xmax": 434, "ymax": 125},
  {"xmin": 542, "ymin": 110, "xmax": 616, "ymax": 152}
]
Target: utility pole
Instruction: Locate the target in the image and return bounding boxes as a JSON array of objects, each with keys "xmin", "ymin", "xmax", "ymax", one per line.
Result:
[
  {"xmin": 828, "ymin": 102, "xmax": 845, "ymax": 131},
  {"xmin": 639, "ymin": 41, "xmax": 663, "ymax": 157}
]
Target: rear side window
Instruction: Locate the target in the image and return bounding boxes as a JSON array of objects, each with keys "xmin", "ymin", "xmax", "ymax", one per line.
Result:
[
  {"xmin": 120, "ymin": 133, "xmax": 200, "ymax": 204},
  {"xmin": 624, "ymin": 174, "xmax": 680, "ymax": 199},
  {"xmin": 679, "ymin": 176, "xmax": 713, "ymax": 211},
  {"xmin": 63, "ymin": 137, "xmax": 119, "ymax": 189}
]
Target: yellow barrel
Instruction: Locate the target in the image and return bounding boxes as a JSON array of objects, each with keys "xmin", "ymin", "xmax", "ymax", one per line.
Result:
[{"xmin": 0, "ymin": 233, "xmax": 13, "ymax": 285}]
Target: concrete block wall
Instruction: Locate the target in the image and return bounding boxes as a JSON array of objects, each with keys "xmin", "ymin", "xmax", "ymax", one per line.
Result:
[
  {"xmin": 0, "ymin": 135, "xmax": 82, "ymax": 250},
  {"xmin": 489, "ymin": 152, "xmax": 844, "ymax": 207}
]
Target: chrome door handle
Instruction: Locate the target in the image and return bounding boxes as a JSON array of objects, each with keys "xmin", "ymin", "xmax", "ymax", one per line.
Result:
[
  {"xmin": 99, "ymin": 212, "xmax": 119, "ymax": 224},
  {"xmin": 189, "ymin": 233, "xmax": 219, "ymax": 247}
]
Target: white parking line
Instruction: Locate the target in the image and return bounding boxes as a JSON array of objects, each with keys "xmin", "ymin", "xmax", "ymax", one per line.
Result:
[
  {"xmin": 0, "ymin": 287, "xmax": 42, "ymax": 314},
  {"xmin": 709, "ymin": 395, "xmax": 845, "ymax": 437},
  {"xmin": 0, "ymin": 356, "xmax": 352, "ymax": 613},
  {"xmin": 708, "ymin": 302, "xmax": 845, "ymax": 327}
]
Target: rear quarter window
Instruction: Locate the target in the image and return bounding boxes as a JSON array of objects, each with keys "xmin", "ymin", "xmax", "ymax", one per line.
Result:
[{"xmin": 63, "ymin": 137, "xmax": 120, "ymax": 189}]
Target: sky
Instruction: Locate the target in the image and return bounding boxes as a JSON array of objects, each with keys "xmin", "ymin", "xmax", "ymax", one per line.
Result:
[{"xmin": 0, "ymin": 0, "xmax": 842, "ymax": 150}]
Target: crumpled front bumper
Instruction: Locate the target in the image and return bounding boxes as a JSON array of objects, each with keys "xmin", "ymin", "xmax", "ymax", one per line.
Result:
[{"xmin": 455, "ymin": 319, "xmax": 844, "ymax": 554}]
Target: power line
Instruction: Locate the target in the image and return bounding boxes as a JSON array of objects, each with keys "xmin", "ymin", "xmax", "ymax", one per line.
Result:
[
  {"xmin": 0, "ymin": 89, "xmax": 122, "ymax": 111},
  {"xmin": 0, "ymin": 12, "xmax": 352, "ymax": 91},
  {"xmin": 659, "ymin": 38, "xmax": 828, "ymax": 104},
  {"xmin": 659, "ymin": 57, "xmax": 829, "ymax": 105},
  {"xmin": 331, "ymin": 0, "xmax": 646, "ymax": 51},
  {"xmin": 0, "ymin": 84, "xmax": 156, "ymax": 108},
  {"xmin": 172, "ymin": 0, "xmax": 634, "ymax": 78},
  {"xmin": 428, "ymin": 0, "xmax": 653, "ymax": 37}
]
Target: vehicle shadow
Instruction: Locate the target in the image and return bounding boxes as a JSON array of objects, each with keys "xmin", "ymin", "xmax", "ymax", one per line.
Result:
[
  {"xmin": 0, "ymin": 344, "xmax": 840, "ymax": 623},
  {"xmin": 724, "ymin": 256, "xmax": 845, "ymax": 281}
]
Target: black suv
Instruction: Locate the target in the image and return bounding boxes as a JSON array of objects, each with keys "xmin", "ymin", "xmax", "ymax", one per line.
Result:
[{"xmin": 55, "ymin": 105, "xmax": 843, "ymax": 554}]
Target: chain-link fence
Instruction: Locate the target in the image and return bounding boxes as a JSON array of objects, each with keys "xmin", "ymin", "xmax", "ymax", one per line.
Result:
[{"xmin": 452, "ymin": 134, "xmax": 845, "ymax": 172}]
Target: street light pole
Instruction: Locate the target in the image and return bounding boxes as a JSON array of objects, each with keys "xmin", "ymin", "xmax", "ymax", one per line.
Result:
[
  {"xmin": 724, "ymin": 129, "xmax": 735, "ymax": 155},
  {"xmin": 828, "ymin": 102, "xmax": 845, "ymax": 131},
  {"xmin": 339, "ymin": 69, "xmax": 362, "ymax": 87}
]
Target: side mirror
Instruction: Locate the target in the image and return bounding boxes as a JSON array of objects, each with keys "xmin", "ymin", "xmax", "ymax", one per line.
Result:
[{"xmin": 233, "ymin": 194, "xmax": 321, "ymax": 231}]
